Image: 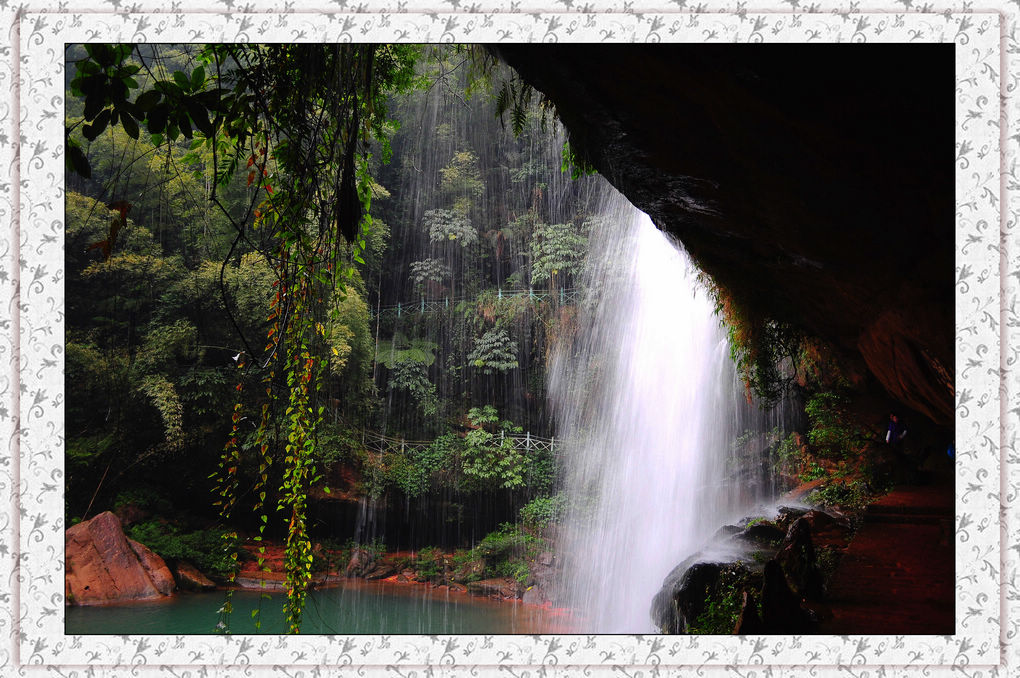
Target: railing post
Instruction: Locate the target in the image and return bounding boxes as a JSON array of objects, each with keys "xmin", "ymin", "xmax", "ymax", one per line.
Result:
[
  {"xmin": 498, "ymin": 288, "xmax": 502, "ymax": 300},
  {"xmin": 559, "ymin": 287, "xmax": 564, "ymax": 305},
  {"xmin": 421, "ymin": 298, "xmax": 425, "ymax": 313},
  {"xmin": 397, "ymin": 301, "xmax": 401, "ymax": 318}
]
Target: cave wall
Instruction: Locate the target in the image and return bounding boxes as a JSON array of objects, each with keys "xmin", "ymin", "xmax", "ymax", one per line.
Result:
[{"xmin": 495, "ymin": 45, "xmax": 955, "ymax": 428}]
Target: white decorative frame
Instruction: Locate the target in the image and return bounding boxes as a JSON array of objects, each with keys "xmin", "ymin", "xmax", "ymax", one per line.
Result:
[{"xmin": 2, "ymin": 2, "xmax": 1015, "ymax": 676}]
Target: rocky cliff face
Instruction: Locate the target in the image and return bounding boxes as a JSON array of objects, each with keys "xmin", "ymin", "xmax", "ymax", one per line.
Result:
[{"xmin": 495, "ymin": 45, "xmax": 954, "ymax": 428}]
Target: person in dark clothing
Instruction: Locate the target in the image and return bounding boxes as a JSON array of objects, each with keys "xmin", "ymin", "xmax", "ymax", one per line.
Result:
[{"xmin": 886, "ymin": 413, "xmax": 907, "ymax": 446}]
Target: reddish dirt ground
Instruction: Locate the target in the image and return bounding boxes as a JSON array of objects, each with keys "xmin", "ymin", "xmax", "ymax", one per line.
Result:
[{"xmin": 817, "ymin": 483, "xmax": 955, "ymax": 634}]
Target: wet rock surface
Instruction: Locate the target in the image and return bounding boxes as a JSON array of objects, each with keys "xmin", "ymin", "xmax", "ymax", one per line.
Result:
[
  {"xmin": 818, "ymin": 484, "xmax": 954, "ymax": 634},
  {"xmin": 651, "ymin": 504, "xmax": 851, "ymax": 634},
  {"xmin": 651, "ymin": 561, "xmax": 725, "ymax": 634},
  {"xmin": 343, "ymin": 547, "xmax": 377, "ymax": 578},
  {"xmin": 467, "ymin": 577, "xmax": 522, "ymax": 600},
  {"xmin": 174, "ymin": 561, "xmax": 216, "ymax": 591},
  {"xmin": 775, "ymin": 517, "xmax": 824, "ymax": 600}
]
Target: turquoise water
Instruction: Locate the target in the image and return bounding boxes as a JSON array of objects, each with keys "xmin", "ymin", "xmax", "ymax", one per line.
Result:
[{"xmin": 65, "ymin": 580, "xmax": 575, "ymax": 635}]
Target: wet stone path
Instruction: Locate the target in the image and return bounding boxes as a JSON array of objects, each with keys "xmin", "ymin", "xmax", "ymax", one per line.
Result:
[{"xmin": 817, "ymin": 483, "xmax": 955, "ymax": 634}]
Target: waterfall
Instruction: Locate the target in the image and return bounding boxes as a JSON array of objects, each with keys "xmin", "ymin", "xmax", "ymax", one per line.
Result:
[{"xmin": 550, "ymin": 196, "xmax": 770, "ymax": 633}]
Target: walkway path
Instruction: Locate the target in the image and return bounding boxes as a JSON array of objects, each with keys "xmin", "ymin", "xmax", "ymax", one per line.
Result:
[
  {"xmin": 360, "ymin": 427, "xmax": 556, "ymax": 457},
  {"xmin": 817, "ymin": 483, "xmax": 955, "ymax": 634}
]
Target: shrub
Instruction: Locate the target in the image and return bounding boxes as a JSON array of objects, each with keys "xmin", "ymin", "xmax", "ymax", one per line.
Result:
[
  {"xmin": 467, "ymin": 328, "xmax": 518, "ymax": 374},
  {"xmin": 519, "ymin": 493, "xmax": 567, "ymax": 530},
  {"xmin": 415, "ymin": 546, "xmax": 443, "ymax": 581},
  {"xmin": 807, "ymin": 480, "xmax": 870, "ymax": 510},
  {"xmin": 805, "ymin": 391, "xmax": 862, "ymax": 459},
  {"xmin": 529, "ymin": 221, "xmax": 587, "ymax": 285},
  {"xmin": 127, "ymin": 521, "xmax": 238, "ymax": 580},
  {"xmin": 800, "ymin": 462, "xmax": 827, "ymax": 482},
  {"xmin": 113, "ymin": 486, "xmax": 171, "ymax": 514},
  {"xmin": 423, "ymin": 208, "xmax": 477, "ymax": 246},
  {"xmin": 475, "ymin": 523, "xmax": 538, "ymax": 584},
  {"xmin": 461, "ymin": 407, "xmax": 528, "ymax": 489}
]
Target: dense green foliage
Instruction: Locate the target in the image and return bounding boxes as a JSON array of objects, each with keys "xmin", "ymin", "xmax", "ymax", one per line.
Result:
[
  {"xmin": 705, "ymin": 279, "xmax": 802, "ymax": 407},
  {"xmin": 66, "ymin": 43, "xmax": 597, "ymax": 630},
  {"xmin": 804, "ymin": 390, "xmax": 866, "ymax": 459},
  {"xmin": 67, "ymin": 42, "xmax": 423, "ymax": 632},
  {"xmin": 128, "ymin": 521, "xmax": 239, "ymax": 580}
]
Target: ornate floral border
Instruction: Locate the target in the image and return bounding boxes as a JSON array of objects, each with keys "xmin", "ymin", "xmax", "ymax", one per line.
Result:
[{"xmin": 2, "ymin": 2, "xmax": 1014, "ymax": 676}]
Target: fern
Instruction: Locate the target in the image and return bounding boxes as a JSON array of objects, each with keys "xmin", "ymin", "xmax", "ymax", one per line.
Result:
[
  {"xmin": 512, "ymin": 82, "xmax": 531, "ymax": 136},
  {"xmin": 467, "ymin": 328, "xmax": 518, "ymax": 374},
  {"xmin": 495, "ymin": 80, "xmax": 511, "ymax": 123},
  {"xmin": 494, "ymin": 76, "xmax": 537, "ymax": 137},
  {"xmin": 376, "ymin": 333, "xmax": 438, "ymax": 369},
  {"xmin": 422, "ymin": 208, "xmax": 477, "ymax": 246},
  {"xmin": 530, "ymin": 221, "xmax": 588, "ymax": 285},
  {"xmin": 387, "ymin": 361, "xmax": 438, "ymax": 416},
  {"xmin": 408, "ymin": 258, "xmax": 452, "ymax": 290}
]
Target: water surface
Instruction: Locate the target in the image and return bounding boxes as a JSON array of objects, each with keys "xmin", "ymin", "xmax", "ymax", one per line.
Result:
[{"xmin": 65, "ymin": 579, "xmax": 575, "ymax": 635}]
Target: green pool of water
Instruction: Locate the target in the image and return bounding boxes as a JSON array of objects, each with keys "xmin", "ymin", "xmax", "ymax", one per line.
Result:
[{"xmin": 65, "ymin": 580, "xmax": 575, "ymax": 635}]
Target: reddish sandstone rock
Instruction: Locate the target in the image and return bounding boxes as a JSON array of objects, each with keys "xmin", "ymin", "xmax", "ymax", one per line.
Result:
[
  {"xmin": 65, "ymin": 511, "xmax": 174, "ymax": 605},
  {"xmin": 128, "ymin": 539, "xmax": 175, "ymax": 595},
  {"xmin": 467, "ymin": 577, "xmax": 521, "ymax": 600},
  {"xmin": 175, "ymin": 561, "xmax": 216, "ymax": 591}
]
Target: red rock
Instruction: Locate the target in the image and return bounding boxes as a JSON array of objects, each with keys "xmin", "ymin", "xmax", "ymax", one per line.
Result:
[
  {"xmin": 467, "ymin": 577, "xmax": 521, "ymax": 599},
  {"xmin": 175, "ymin": 561, "xmax": 216, "ymax": 591},
  {"xmin": 129, "ymin": 539, "xmax": 175, "ymax": 595},
  {"xmin": 65, "ymin": 511, "xmax": 174, "ymax": 605}
]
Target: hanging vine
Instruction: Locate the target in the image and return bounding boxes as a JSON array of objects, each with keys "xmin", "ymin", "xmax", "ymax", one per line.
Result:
[{"xmin": 69, "ymin": 43, "xmax": 424, "ymax": 632}]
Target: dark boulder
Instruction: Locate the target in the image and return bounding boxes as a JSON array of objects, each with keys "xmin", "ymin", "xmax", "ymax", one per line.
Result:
[
  {"xmin": 734, "ymin": 590, "xmax": 764, "ymax": 634},
  {"xmin": 651, "ymin": 561, "xmax": 723, "ymax": 634},
  {"xmin": 711, "ymin": 524, "xmax": 743, "ymax": 542},
  {"xmin": 760, "ymin": 560, "xmax": 814, "ymax": 633},
  {"xmin": 733, "ymin": 522, "xmax": 786, "ymax": 547},
  {"xmin": 363, "ymin": 561, "xmax": 398, "ymax": 580},
  {"xmin": 773, "ymin": 506, "xmax": 810, "ymax": 532},
  {"xmin": 775, "ymin": 517, "xmax": 825, "ymax": 600},
  {"xmin": 344, "ymin": 547, "xmax": 376, "ymax": 578}
]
